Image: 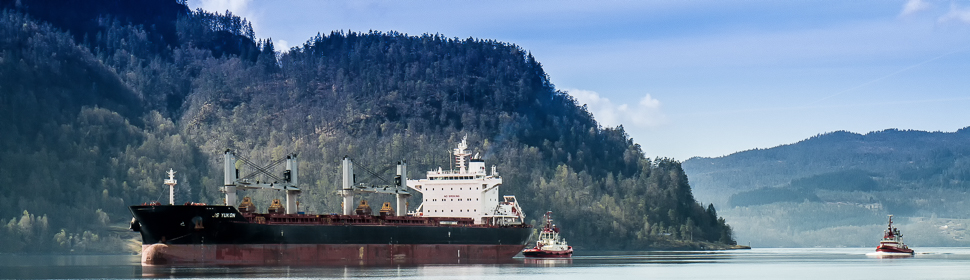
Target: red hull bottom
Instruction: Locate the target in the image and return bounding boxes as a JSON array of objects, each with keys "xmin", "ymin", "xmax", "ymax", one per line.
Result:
[
  {"xmin": 141, "ymin": 244, "xmax": 526, "ymax": 266},
  {"xmin": 875, "ymin": 247, "xmax": 914, "ymax": 254},
  {"xmin": 521, "ymin": 249, "xmax": 572, "ymax": 258}
]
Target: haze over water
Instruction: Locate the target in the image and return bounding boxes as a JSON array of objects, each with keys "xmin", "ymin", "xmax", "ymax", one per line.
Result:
[{"xmin": 3, "ymin": 248, "xmax": 970, "ymax": 279}]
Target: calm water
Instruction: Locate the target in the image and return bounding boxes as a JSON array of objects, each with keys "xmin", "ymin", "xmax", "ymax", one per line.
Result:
[{"xmin": 3, "ymin": 248, "xmax": 970, "ymax": 279}]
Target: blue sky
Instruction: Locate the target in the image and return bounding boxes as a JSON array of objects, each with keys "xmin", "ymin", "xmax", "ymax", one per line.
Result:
[{"xmin": 190, "ymin": 0, "xmax": 970, "ymax": 160}]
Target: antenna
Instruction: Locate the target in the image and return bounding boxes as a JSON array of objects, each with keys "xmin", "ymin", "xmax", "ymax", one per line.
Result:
[
  {"xmin": 164, "ymin": 169, "xmax": 177, "ymax": 205},
  {"xmin": 453, "ymin": 135, "xmax": 470, "ymax": 173}
]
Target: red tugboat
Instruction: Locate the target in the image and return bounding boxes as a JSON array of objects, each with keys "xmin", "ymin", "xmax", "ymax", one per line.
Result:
[
  {"xmin": 522, "ymin": 211, "xmax": 572, "ymax": 258},
  {"xmin": 867, "ymin": 215, "xmax": 914, "ymax": 257}
]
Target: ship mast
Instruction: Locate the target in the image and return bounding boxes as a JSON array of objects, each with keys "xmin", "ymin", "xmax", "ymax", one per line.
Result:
[
  {"xmin": 454, "ymin": 135, "xmax": 470, "ymax": 173},
  {"xmin": 544, "ymin": 211, "xmax": 553, "ymax": 230},
  {"xmin": 164, "ymin": 169, "xmax": 177, "ymax": 205}
]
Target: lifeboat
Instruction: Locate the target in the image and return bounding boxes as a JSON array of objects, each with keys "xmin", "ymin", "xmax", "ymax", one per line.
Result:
[
  {"xmin": 522, "ymin": 211, "xmax": 573, "ymax": 258},
  {"xmin": 867, "ymin": 215, "xmax": 914, "ymax": 257}
]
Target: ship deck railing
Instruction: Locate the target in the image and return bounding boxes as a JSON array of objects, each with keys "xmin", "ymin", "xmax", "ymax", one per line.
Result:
[{"xmin": 238, "ymin": 212, "xmax": 526, "ymax": 228}]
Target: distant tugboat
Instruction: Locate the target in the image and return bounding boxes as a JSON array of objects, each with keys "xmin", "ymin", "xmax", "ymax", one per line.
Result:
[
  {"xmin": 867, "ymin": 215, "xmax": 914, "ymax": 257},
  {"xmin": 522, "ymin": 211, "xmax": 573, "ymax": 258}
]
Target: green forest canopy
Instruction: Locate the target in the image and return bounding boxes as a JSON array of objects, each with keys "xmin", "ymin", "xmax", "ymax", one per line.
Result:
[{"xmin": 0, "ymin": 0, "xmax": 735, "ymax": 253}]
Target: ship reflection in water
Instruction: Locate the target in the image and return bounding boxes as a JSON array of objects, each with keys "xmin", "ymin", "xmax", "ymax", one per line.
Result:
[
  {"xmin": 139, "ymin": 251, "xmax": 728, "ymax": 277},
  {"xmin": 866, "ymin": 253, "xmax": 915, "ymax": 259},
  {"xmin": 522, "ymin": 257, "xmax": 573, "ymax": 266}
]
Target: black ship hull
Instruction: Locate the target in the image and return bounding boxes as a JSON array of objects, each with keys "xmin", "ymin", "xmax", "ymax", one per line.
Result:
[{"xmin": 129, "ymin": 205, "xmax": 532, "ymax": 265}]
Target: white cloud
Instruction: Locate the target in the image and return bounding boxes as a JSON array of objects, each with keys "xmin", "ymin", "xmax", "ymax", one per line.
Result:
[
  {"xmin": 566, "ymin": 89, "xmax": 666, "ymax": 128},
  {"xmin": 189, "ymin": 0, "xmax": 262, "ymax": 37},
  {"xmin": 900, "ymin": 0, "xmax": 930, "ymax": 17},
  {"xmin": 939, "ymin": 3, "xmax": 970, "ymax": 24},
  {"xmin": 276, "ymin": 40, "xmax": 289, "ymax": 52},
  {"xmin": 193, "ymin": 0, "xmax": 251, "ymax": 15}
]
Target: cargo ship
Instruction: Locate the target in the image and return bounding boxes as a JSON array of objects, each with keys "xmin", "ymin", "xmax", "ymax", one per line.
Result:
[{"xmin": 129, "ymin": 137, "xmax": 532, "ymax": 265}]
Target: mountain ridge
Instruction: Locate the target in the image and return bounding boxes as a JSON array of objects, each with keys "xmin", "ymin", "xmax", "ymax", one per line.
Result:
[{"xmin": 685, "ymin": 127, "xmax": 970, "ymax": 205}]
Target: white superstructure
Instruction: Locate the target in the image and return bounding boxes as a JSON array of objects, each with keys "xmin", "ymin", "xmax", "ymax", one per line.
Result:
[{"xmin": 407, "ymin": 136, "xmax": 525, "ymax": 225}]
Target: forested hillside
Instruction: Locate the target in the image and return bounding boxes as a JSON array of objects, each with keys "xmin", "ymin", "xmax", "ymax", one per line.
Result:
[
  {"xmin": 683, "ymin": 129, "xmax": 970, "ymax": 247},
  {"xmin": 685, "ymin": 129, "xmax": 970, "ymax": 207},
  {"xmin": 0, "ymin": 0, "xmax": 735, "ymax": 253}
]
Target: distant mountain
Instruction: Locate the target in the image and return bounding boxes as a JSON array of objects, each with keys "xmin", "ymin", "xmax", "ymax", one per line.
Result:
[
  {"xmin": 685, "ymin": 128, "xmax": 970, "ymax": 207},
  {"xmin": 0, "ymin": 0, "xmax": 735, "ymax": 252},
  {"xmin": 683, "ymin": 128, "xmax": 970, "ymax": 247}
]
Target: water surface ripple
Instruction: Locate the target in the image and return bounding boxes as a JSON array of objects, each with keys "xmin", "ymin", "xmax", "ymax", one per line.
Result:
[{"xmin": 2, "ymin": 247, "xmax": 969, "ymax": 279}]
